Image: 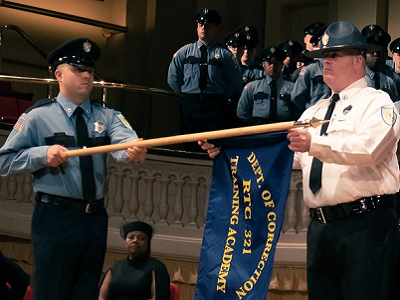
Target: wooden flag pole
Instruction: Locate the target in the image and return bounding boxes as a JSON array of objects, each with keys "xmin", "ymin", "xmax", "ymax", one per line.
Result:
[{"xmin": 66, "ymin": 118, "xmax": 327, "ymax": 158}]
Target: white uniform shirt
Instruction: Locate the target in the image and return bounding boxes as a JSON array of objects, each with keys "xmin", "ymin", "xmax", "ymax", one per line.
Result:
[{"xmin": 294, "ymin": 77, "xmax": 400, "ymax": 208}]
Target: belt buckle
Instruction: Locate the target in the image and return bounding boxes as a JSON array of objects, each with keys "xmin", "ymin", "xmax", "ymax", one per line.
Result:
[
  {"xmin": 316, "ymin": 207, "xmax": 327, "ymax": 224},
  {"xmin": 85, "ymin": 203, "xmax": 92, "ymax": 214}
]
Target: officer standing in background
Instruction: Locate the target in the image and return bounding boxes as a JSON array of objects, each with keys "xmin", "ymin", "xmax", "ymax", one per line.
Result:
[
  {"xmin": 236, "ymin": 25, "xmax": 265, "ymax": 86},
  {"xmin": 237, "ymin": 46, "xmax": 300, "ymax": 125},
  {"xmin": 361, "ymin": 24, "xmax": 398, "ymax": 101},
  {"xmin": 167, "ymin": 8, "xmax": 242, "ymax": 151},
  {"xmin": 387, "ymin": 37, "xmax": 400, "ymax": 74},
  {"xmin": 224, "ymin": 30, "xmax": 245, "ymax": 60},
  {"xmin": 0, "ymin": 38, "xmax": 147, "ymax": 300},
  {"xmin": 278, "ymin": 39, "xmax": 304, "ymax": 81},
  {"xmin": 291, "ymin": 25, "xmax": 331, "ymax": 112}
]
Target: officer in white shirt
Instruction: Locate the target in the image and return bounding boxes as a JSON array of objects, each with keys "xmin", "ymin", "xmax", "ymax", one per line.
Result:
[{"xmin": 287, "ymin": 21, "xmax": 400, "ymax": 300}]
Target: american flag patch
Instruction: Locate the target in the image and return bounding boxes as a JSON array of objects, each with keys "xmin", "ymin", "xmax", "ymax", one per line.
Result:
[{"xmin": 13, "ymin": 117, "xmax": 25, "ymax": 131}]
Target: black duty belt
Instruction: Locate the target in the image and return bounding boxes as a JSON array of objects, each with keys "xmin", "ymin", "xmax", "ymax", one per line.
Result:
[
  {"xmin": 309, "ymin": 194, "xmax": 395, "ymax": 224},
  {"xmin": 38, "ymin": 193, "xmax": 104, "ymax": 214}
]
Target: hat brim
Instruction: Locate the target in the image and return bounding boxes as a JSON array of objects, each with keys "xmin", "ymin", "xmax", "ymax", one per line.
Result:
[{"xmin": 306, "ymin": 44, "xmax": 382, "ymax": 58}]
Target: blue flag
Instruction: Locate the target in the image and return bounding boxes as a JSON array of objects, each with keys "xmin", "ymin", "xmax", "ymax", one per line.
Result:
[{"xmin": 194, "ymin": 132, "xmax": 294, "ymax": 300}]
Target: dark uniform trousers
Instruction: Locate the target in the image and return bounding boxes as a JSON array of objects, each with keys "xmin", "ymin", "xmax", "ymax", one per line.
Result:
[
  {"xmin": 307, "ymin": 206, "xmax": 400, "ymax": 300},
  {"xmin": 32, "ymin": 193, "xmax": 108, "ymax": 300},
  {"xmin": 180, "ymin": 93, "xmax": 227, "ymax": 151}
]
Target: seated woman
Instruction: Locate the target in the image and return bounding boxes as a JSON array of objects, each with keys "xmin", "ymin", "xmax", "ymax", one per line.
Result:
[{"xmin": 98, "ymin": 221, "xmax": 170, "ymax": 300}]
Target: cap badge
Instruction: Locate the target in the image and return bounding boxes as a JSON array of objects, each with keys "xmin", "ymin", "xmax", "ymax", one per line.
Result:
[
  {"xmin": 234, "ymin": 32, "xmax": 239, "ymax": 38},
  {"xmin": 288, "ymin": 40, "xmax": 293, "ymax": 46},
  {"xmin": 83, "ymin": 40, "xmax": 92, "ymax": 53},
  {"xmin": 270, "ymin": 47, "xmax": 275, "ymax": 53},
  {"xmin": 369, "ymin": 24, "xmax": 374, "ymax": 31},
  {"xmin": 245, "ymin": 26, "xmax": 250, "ymax": 32},
  {"xmin": 321, "ymin": 33, "xmax": 329, "ymax": 47},
  {"xmin": 203, "ymin": 8, "xmax": 208, "ymax": 15}
]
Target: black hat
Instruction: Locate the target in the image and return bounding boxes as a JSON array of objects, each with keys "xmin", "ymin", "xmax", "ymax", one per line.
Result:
[
  {"xmin": 236, "ymin": 25, "xmax": 260, "ymax": 49},
  {"xmin": 303, "ymin": 22, "xmax": 325, "ymax": 36},
  {"xmin": 224, "ymin": 31, "xmax": 246, "ymax": 48},
  {"xmin": 262, "ymin": 46, "xmax": 286, "ymax": 62},
  {"xmin": 310, "ymin": 26, "xmax": 327, "ymax": 46},
  {"xmin": 306, "ymin": 21, "xmax": 382, "ymax": 58},
  {"xmin": 278, "ymin": 40, "xmax": 303, "ymax": 57},
  {"xmin": 120, "ymin": 221, "xmax": 154, "ymax": 240},
  {"xmin": 361, "ymin": 24, "xmax": 391, "ymax": 47},
  {"xmin": 196, "ymin": 8, "xmax": 221, "ymax": 25},
  {"xmin": 47, "ymin": 38, "xmax": 101, "ymax": 70},
  {"xmin": 390, "ymin": 38, "xmax": 400, "ymax": 54},
  {"xmin": 297, "ymin": 49, "xmax": 315, "ymax": 64}
]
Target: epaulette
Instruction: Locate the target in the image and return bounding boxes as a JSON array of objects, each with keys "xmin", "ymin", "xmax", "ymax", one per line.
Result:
[{"xmin": 24, "ymin": 98, "xmax": 56, "ymax": 114}]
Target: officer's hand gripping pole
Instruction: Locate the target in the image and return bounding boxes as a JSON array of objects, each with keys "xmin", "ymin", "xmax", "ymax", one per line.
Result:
[{"xmin": 65, "ymin": 118, "xmax": 329, "ymax": 157}]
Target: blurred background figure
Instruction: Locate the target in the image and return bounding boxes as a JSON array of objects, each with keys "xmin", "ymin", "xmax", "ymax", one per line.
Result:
[
  {"xmin": 98, "ymin": 221, "xmax": 170, "ymax": 300},
  {"xmin": 235, "ymin": 25, "xmax": 265, "ymax": 86},
  {"xmin": 387, "ymin": 37, "xmax": 400, "ymax": 75},
  {"xmin": 224, "ymin": 30, "xmax": 245, "ymax": 60},
  {"xmin": 167, "ymin": 8, "xmax": 242, "ymax": 151},
  {"xmin": 291, "ymin": 25, "xmax": 331, "ymax": 112},
  {"xmin": 302, "ymin": 22, "xmax": 325, "ymax": 51},
  {"xmin": 361, "ymin": 24, "xmax": 398, "ymax": 101},
  {"xmin": 278, "ymin": 39, "xmax": 304, "ymax": 81},
  {"xmin": 237, "ymin": 46, "xmax": 300, "ymax": 125}
]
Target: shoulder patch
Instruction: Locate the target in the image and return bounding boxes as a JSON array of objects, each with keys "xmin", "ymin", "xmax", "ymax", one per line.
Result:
[
  {"xmin": 299, "ymin": 68, "xmax": 306, "ymax": 76},
  {"xmin": 381, "ymin": 106, "xmax": 397, "ymax": 125},
  {"xmin": 244, "ymin": 83, "xmax": 251, "ymax": 90},
  {"xmin": 117, "ymin": 113, "xmax": 132, "ymax": 129},
  {"xmin": 13, "ymin": 116, "xmax": 25, "ymax": 131},
  {"xmin": 25, "ymin": 98, "xmax": 56, "ymax": 114}
]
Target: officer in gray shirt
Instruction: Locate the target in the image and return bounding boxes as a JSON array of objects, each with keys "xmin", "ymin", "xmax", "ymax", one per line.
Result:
[
  {"xmin": 167, "ymin": 8, "xmax": 242, "ymax": 151},
  {"xmin": 0, "ymin": 38, "xmax": 146, "ymax": 300}
]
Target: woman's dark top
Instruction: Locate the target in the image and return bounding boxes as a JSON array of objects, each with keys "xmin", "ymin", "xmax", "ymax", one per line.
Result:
[{"xmin": 108, "ymin": 255, "xmax": 170, "ymax": 300}]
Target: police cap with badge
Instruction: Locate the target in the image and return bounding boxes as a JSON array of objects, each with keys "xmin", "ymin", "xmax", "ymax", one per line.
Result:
[
  {"xmin": 310, "ymin": 26, "xmax": 327, "ymax": 47},
  {"xmin": 303, "ymin": 22, "xmax": 325, "ymax": 36},
  {"xmin": 47, "ymin": 38, "xmax": 101, "ymax": 70},
  {"xmin": 305, "ymin": 21, "xmax": 382, "ymax": 58},
  {"xmin": 361, "ymin": 24, "xmax": 391, "ymax": 48},
  {"xmin": 236, "ymin": 25, "xmax": 260, "ymax": 49},
  {"xmin": 390, "ymin": 38, "xmax": 400, "ymax": 54},
  {"xmin": 278, "ymin": 40, "xmax": 303, "ymax": 58},
  {"xmin": 262, "ymin": 46, "xmax": 286, "ymax": 62},
  {"xmin": 224, "ymin": 31, "xmax": 246, "ymax": 48},
  {"xmin": 195, "ymin": 8, "xmax": 221, "ymax": 25}
]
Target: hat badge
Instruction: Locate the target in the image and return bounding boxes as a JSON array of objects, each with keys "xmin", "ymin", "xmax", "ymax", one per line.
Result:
[
  {"xmin": 245, "ymin": 26, "xmax": 250, "ymax": 32},
  {"xmin": 369, "ymin": 24, "xmax": 374, "ymax": 31},
  {"xmin": 234, "ymin": 32, "xmax": 239, "ymax": 38},
  {"xmin": 321, "ymin": 33, "xmax": 329, "ymax": 47},
  {"xmin": 83, "ymin": 40, "xmax": 92, "ymax": 53},
  {"xmin": 246, "ymin": 34, "xmax": 251, "ymax": 40},
  {"xmin": 203, "ymin": 8, "xmax": 209, "ymax": 15},
  {"xmin": 270, "ymin": 47, "xmax": 275, "ymax": 53},
  {"xmin": 288, "ymin": 40, "xmax": 293, "ymax": 46}
]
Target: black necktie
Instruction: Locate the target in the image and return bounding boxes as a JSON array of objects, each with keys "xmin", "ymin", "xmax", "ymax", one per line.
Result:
[
  {"xmin": 309, "ymin": 94, "xmax": 340, "ymax": 194},
  {"xmin": 75, "ymin": 106, "xmax": 96, "ymax": 201},
  {"xmin": 269, "ymin": 79, "xmax": 277, "ymax": 122},
  {"xmin": 199, "ymin": 44, "xmax": 208, "ymax": 91},
  {"xmin": 374, "ymin": 72, "xmax": 380, "ymax": 89}
]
